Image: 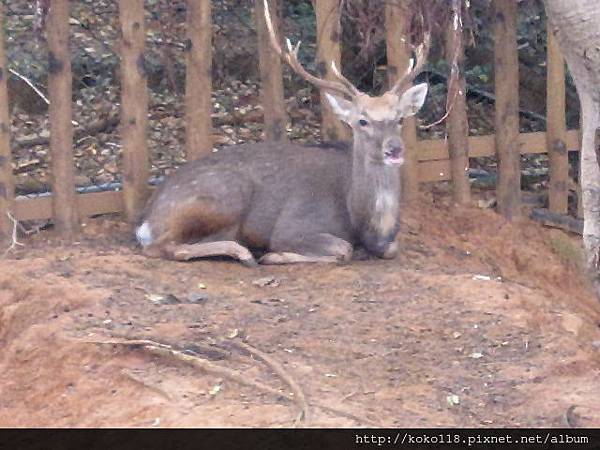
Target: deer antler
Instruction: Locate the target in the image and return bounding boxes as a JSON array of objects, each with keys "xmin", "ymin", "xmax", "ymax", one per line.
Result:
[
  {"xmin": 389, "ymin": 20, "xmax": 431, "ymax": 96},
  {"xmin": 263, "ymin": 0, "xmax": 361, "ymax": 99}
]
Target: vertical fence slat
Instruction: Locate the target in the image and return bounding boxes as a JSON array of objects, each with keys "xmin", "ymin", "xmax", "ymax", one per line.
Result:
[
  {"xmin": 385, "ymin": 0, "xmax": 419, "ymax": 201},
  {"xmin": 445, "ymin": 6, "xmax": 471, "ymax": 205},
  {"xmin": 315, "ymin": 0, "xmax": 348, "ymax": 141},
  {"xmin": 577, "ymin": 127, "xmax": 584, "ymax": 218},
  {"xmin": 546, "ymin": 29, "xmax": 568, "ymax": 214},
  {"xmin": 0, "ymin": 2, "xmax": 14, "ymax": 238},
  {"xmin": 255, "ymin": 0, "xmax": 287, "ymax": 142},
  {"xmin": 119, "ymin": 0, "xmax": 149, "ymax": 223},
  {"xmin": 493, "ymin": 0, "xmax": 521, "ymax": 220},
  {"xmin": 48, "ymin": 0, "xmax": 79, "ymax": 235},
  {"xmin": 185, "ymin": 0, "xmax": 213, "ymax": 159}
]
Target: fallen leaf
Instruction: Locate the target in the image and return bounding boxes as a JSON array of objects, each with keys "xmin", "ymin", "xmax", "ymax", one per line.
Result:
[
  {"xmin": 145, "ymin": 294, "xmax": 165, "ymax": 304},
  {"xmin": 472, "ymin": 275, "xmax": 492, "ymax": 281},
  {"xmin": 446, "ymin": 394, "xmax": 460, "ymax": 406},
  {"xmin": 145, "ymin": 293, "xmax": 180, "ymax": 305},
  {"xmin": 252, "ymin": 276, "xmax": 279, "ymax": 287},
  {"xmin": 228, "ymin": 329, "xmax": 239, "ymax": 339},
  {"xmin": 209, "ymin": 384, "xmax": 222, "ymax": 396}
]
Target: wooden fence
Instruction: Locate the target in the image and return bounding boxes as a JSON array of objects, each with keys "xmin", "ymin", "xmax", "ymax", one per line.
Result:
[{"xmin": 0, "ymin": 0, "xmax": 579, "ymax": 238}]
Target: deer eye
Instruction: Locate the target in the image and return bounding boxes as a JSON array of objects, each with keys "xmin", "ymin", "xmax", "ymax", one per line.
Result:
[
  {"xmin": 397, "ymin": 117, "xmax": 404, "ymax": 126},
  {"xmin": 358, "ymin": 119, "xmax": 369, "ymax": 127}
]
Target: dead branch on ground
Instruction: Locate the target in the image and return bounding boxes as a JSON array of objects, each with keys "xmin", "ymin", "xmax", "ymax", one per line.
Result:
[
  {"xmin": 83, "ymin": 336, "xmax": 379, "ymax": 426},
  {"xmin": 83, "ymin": 337, "xmax": 307, "ymax": 426},
  {"xmin": 231, "ymin": 339, "xmax": 309, "ymax": 425}
]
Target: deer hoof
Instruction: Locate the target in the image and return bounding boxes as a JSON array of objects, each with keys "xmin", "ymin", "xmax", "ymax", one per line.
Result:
[
  {"xmin": 381, "ymin": 241, "xmax": 398, "ymax": 259},
  {"xmin": 332, "ymin": 241, "xmax": 353, "ymax": 263},
  {"xmin": 258, "ymin": 253, "xmax": 284, "ymax": 265},
  {"xmin": 173, "ymin": 250, "xmax": 191, "ymax": 260},
  {"xmin": 240, "ymin": 256, "xmax": 258, "ymax": 268},
  {"xmin": 336, "ymin": 249, "xmax": 353, "ymax": 264}
]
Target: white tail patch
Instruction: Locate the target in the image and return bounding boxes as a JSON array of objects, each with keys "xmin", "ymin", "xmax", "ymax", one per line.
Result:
[{"xmin": 136, "ymin": 222, "xmax": 153, "ymax": 247}]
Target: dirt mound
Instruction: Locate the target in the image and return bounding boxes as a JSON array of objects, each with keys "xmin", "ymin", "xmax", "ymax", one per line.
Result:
[{"xmin": 0, "ymin": 198, "xmax": 599, "ymax": 427}]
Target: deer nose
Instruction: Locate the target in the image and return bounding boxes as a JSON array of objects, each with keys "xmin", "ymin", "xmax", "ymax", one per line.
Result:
[
  {"xmin": 383, "ymin": 138, "xmax": 404, "ymax": 163},
  {"xmin": 386, "ymin": 139, "xmax": 403, "ymax": 153}
]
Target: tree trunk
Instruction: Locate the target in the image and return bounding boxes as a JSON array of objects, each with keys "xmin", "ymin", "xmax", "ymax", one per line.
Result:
[
  {"xmin": 445, "ymin": 4, "xmax": 471, "ymax": 206},
  {"xmin": 119, "ymin": 0, "xmax": 150, "ymax": 223},
  {"xmin": 255, "ymin": 0, "xmax": 287, "ymax": 142},
  {"xmin": 185, "ymin": 0, "xmax": 213, "ymax": 159},
  {"xmin": 315, "ymin": 0, "xmax": 349, "ymax": 142},
  {"xmin": 544, "ymin": 0, "xmax": 600, "ymax": 295},
  {"xmin": 493, "ymin": 0, "xmax": 521, "ymax": 220},
  {"xmin": 0, "ymin": 2, "xmax": 14, "ymax": 239},
  {"xmin": 385, "ymin": 0, "xmax": 419, "ymax": 202},
  {"xmin": 48, "ymin": 0, "xmax": 80, "ymax": 236}
]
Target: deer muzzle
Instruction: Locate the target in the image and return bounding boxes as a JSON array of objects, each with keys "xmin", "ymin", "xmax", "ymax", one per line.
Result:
[{"xmin": 383, "ymin": 137, "xmax": 405, "ymax": 165}]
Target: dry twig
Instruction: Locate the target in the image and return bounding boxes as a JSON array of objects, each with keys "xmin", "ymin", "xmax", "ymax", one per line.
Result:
[
  {"xmin": 420, "ymin": 0, "xmax": 462, "ymax": 130},
  {"xmin": 232, "ymin": 339, "xmax": 309, "ymax": 425},
  {"xmin": 2, "ymin": 212, "xmax": 24, "ymax": 256},
  {"xmin": 8, "ymin": 68, "xmax": 49, "ymax": 105},
  {"xmin": 121, "ymin": 369, "xmax": 172, "ymax": 401},
  {"xmin": 8, "ymin": 68, "xmax": 78, "ymax": 126}
]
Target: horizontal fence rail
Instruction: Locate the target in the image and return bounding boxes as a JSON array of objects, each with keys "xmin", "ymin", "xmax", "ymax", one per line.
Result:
[{"xmin": 13, "ymin": 129, "xmax": 581, "ymax": 222}]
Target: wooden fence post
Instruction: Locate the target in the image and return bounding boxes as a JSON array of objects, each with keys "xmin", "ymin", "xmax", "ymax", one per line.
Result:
[
  {"xmin": 0, "ymin": 2, "xmax": 14, "ymax": 238},
  {"xmin": 577, "ymin": 126, "xmax": 583, "ymax": 218},
  {"xmin": 493, "ymin": 0, "xmax": 520, "ymax": 220},
  {"xmin": 445, "ymin": 4, "xmax": 471, "ymax": 205},
  {"xmin": 48, "ymin": 0, "xmax": 79, "ymax": 235},
  {"xmin": 255, "ymin": 0, "xmax": 287, "ymax": 141},
  {"xmin": 119, "ymin": 0, "xmax": 149, "ymax": 223},
  {"xmin": 546, "ymin": 28, "xmax": 568, "ymax": 214},
  {"xmin": 385, "ymin": 0, "xmax": 419, "ymax": 201},
  {"xmin": 185, "ymin": 0, "xmax": 213, "ymax": 159},
  {"xmin": 315, "ymin": 0, "xmax": 349, "ymax": 141}
]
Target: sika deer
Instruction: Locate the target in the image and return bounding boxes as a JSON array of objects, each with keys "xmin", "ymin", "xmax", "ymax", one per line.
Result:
[{"xmin": 136, "ymin": 1, "xmax": 429, "ymax": 266}]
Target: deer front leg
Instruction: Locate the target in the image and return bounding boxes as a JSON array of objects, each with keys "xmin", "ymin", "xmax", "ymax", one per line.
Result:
[
  {"xmin": 361, "ymin": 227, "xmax": 400, "ymax": 260},
  {"xmin": 380, "ymin": 240, "xmax": 398, "ymax": 259},
  {"xmin": 259, "ymin": 253, "xmax": 340, "ymax": 264},
  {"xmin": 260, "ymin": 233, "xmax": 353, "ymax": 265},
  {"xmin": 161, "ymin": 241, "xmax": 257, "ymax": 267}
]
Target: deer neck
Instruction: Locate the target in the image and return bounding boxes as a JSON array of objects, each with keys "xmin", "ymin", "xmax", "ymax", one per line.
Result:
[{"xmin": 346, "ymin": 135, "xmax": 401, "ymax": 240}]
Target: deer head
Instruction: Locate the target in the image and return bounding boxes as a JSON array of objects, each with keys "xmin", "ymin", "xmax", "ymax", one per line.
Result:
[
  {"xmin": 323, "ymin": 85, "xmax": 427, "ymax": 165},
  {"xmin": 263, "ymin": 0, "xmax": 429, "ymax": 166}
]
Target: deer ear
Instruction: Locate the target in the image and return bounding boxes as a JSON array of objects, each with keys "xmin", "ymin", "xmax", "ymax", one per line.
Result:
[
  {"xmin": 324, "ymin": 92, "xmax": 353, "ymax": 123},
  {"xmin": 397, "ymin": 83, "xmax": 428, "ymax": 117}
]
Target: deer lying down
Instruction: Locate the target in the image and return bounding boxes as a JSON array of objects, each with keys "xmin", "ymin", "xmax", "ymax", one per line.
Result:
[{"xmin": 135, "ymin": 1, "xmax": 429, "ymax": 266}]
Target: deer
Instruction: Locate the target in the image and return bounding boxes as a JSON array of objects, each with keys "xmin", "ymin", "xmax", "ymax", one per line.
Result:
[{"xmin": 135, "ymin": 0, "xmax": 429, "ymax": 266}]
